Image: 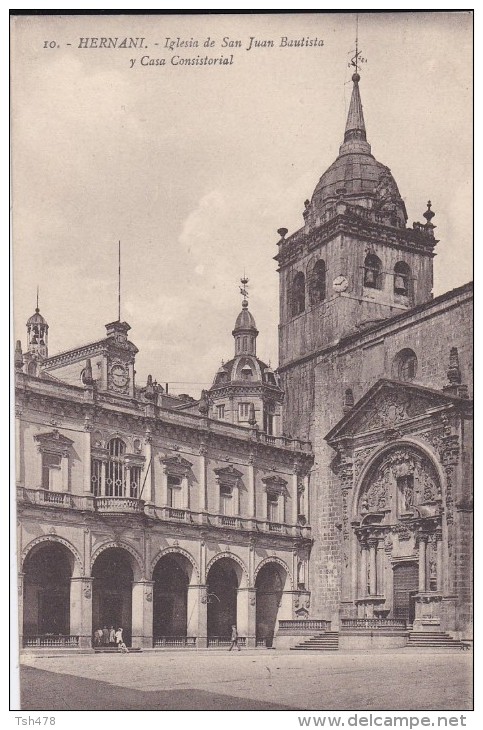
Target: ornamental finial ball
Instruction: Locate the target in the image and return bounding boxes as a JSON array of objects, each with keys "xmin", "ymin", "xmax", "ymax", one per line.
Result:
[{"xmin": 352, "ymin": 72, "xmax": 360, "ymax": 83}]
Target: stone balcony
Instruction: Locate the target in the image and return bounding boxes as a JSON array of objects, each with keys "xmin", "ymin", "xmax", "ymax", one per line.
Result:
[
  {"xmin": 17, "ymin": 487, "xmax": 311, "ymax": 539},
  {"xmin": 94, "ymin": 496, "xmax": 145, "ymax": 514}
]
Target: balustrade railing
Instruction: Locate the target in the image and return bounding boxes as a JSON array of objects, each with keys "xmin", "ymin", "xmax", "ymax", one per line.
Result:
[
  {"xmin": 95, "ymin": 497, "xmax": 145, "ymax": 513},
  {"xmin": 17, "ymin": 487, "xmax": 94, "ymax": 511},
  {"xmin": 341, "ymin": 618, "xmax": 407, "ymax": 631},
  {"xmin": 207, "ymin": 637, "xmax": 247, "ymax": 648},
  {"xmin": 168, "ymin": 508, "xmax": 186, "ymax": 520},
  {"xmin": 220, "ymin": 515, "xmax": 237, "ymax": 527},
  {"xmin": 278, "ymin": 619, "xmax": 331, "ymax": 632},
  {"xmin": 153, "ymin": 636, "xmax": 196, "ymax": 648},
  {"xmin": 268, "ymin": 522, "xmax": 283, "ymax": 533},
  {"xmin": 23, "ymin": 635, "xmax": 80, "ymax": 648}
]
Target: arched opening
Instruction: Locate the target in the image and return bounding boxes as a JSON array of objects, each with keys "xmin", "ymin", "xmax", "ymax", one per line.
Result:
[
  {"xmin": 255, "ymin": 562, "xmax": 287, "ymax": 647},
  {"xmin": 394, "ymin": 261, "xmax": 411, "ymax": 297},
  {"xmin": 206, "ymin": 557, "xmax": 241, "ymax": 640},
  {"xmin": 152, "ymin": 553, "xmax": 192, "ymax": 640},
  {"xmin": 291, "ymin": 272, "xmax": 305, "ymax": 316},
  {"xmin": 309, "ymin": 259, "xmax": 326, "ymax": 304},
  {"xmin": 92, "ymin": 548, "xmax": 134, "ymax": 646},
  {"xmin": 363, "ymin": 254, "xmax": 382, "ymax": 289},
  {"xmin": 23, "ymin": 542, "xmax": 73, "ymax": 639},
  {"xmin": 393, "ymin": 348, "xmax": 418, "ymax": 382},
  {"xmin": 393, "ymin": 562, "xmax": 418, "ymax": 623}
]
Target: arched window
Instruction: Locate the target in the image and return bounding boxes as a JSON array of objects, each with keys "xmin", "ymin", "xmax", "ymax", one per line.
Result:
[
  {"xmin": 309, "ymin": 259, "xmax": 326, "ymax": 305},
  {"xmin": 364, "ymin": 254, "xmax": 382, "ymax": 290},
  {"xmin": 291, "ymin": 272, "xmax": 305, "ymax": 316},
  {"xmin": 394, "ymin": 261, "xmax": 411, "ymax": 297},
  {"xmin": 106, "ymin": 438, "xmax": 126, "ymax": 497},
  {"xmin": 393, "ymin": 348, "xmax": 418, "ymax": 382}
]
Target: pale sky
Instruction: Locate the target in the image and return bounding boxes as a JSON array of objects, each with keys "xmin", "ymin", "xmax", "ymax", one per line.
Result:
[{"xmin": 11, "ymin": 12, "xmax": 472, "ymax": 397}]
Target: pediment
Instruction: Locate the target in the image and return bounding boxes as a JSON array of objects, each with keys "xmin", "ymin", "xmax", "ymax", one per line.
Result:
[
  {"xmin": 326, "ymin": 379, "xmax": 468, "ymax": 444},
  {"xmin": 34, "ymin": 429, "xmax": 74, "ymax": 447},
  {"xmin": 160, "ymin": 454, "xmax": 193, "ymax": 474}
]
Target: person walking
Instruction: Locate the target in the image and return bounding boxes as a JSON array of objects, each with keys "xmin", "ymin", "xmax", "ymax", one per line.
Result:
[
  {"xmin": 109, "ymin": 626, "xmax": 116, "ymax": 646},
  {"xmin": 115, "ymin": 627, "xmax": 124, "ymax": 651},
  {"xmin": 228, "ymin": 624, "xmax": 240, "ymax": 651}
]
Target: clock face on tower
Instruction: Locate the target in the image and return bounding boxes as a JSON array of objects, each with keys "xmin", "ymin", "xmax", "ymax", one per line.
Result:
[
  {"xmin": 333, "ymin": 275, "xmax": 349, "ymax": 293},
  {"xmin": 109, "ymin": 362, "xmax": 129, "ymax": 390}
]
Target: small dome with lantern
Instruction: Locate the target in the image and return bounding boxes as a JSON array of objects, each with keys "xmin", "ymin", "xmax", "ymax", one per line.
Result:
[{"xmin": 207, "ymin": 277, "xmax": 283, "ymax": 434}]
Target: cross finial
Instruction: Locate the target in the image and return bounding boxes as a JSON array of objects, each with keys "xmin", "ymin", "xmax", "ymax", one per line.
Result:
[
  {"xmin": 348, "ymin": 13, "xmax": 367, "ymax": 79},
  {"xmin": 239, "ymin": 273, "xmax": 249, "ymax": 307}
]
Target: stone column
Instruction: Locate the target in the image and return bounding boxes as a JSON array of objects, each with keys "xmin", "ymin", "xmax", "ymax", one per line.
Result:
[
  {"xmin": 418, "ymin": 535, "xmax": 427, "ymax": 592},
  {"xmin": 70, "ymin": 577, "xmax": 94, "ymax": 648},
  {"xmin": 83, "ymin": 424, "xmax": 92, "ymax": 494},
  {"xmin": 305, "ymin": 473, "xmax": 310, "ymax": 525},
  {"xmin": 143, "ymin": 432, "xmax": 153, "ymax": 503},
  {"xmin": 199, "ymin": 445, "xmax": 208, "ymax": 513},
  {"xmin": 131, "ymin": 580, "xmax": 154, "ymax": 648},
  {"xmin": 17, "ymin": 572, "xmax": 24, "ymax": 649},
  {"xmin": 359, "ymin": 543, "xmax": 368, "ymax": 597},
  {"xmin": 436, "ymin": 535, "xmax": 443, "ymax": 592},
  {"xmin": 100, "ymin": 460, "xmax": 106, "ymax": 496},
  {"xmin": 237, "ymin": 588, "xmax": 257, "ymax": 648},
  {"xmin": 292, "ymin": 472, "xmax": 299, "ymax": 525},
  {"xmin": 161, "ymin": 467, "xmax": 168, "ymax": 507},
  {"xmin": 369, "ymin": 539, "xmax": 377, "ymax": 595},
  {"xmin": 60, "ymin": 451, "xmax": 69, "ymax": 492},
  {"xmin": 187, "ymin": 584, "xmax": 208, "ymax": 648},
  {"xmin": 15, "ymin": 408, "xmax": 22, "ymax": 486},
  {"xmin": 182, "ymin": 475, "xmax": 190, "ymax": 510},
  {"xmin": 248, "ymin": 455, "xmax": 256, "ymax": 519}
]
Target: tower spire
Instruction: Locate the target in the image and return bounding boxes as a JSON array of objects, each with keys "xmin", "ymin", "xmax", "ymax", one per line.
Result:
[
  {"xmin": 341, "ymin": 21, "xmax": 370, "ymax": 155},
  {"xmin": 36, "ymin": 285, "xmax": 39, "ymax": 313},
  {"xmin": 118, "ymin": 240, "xmax": 121, "ymax": 322}
]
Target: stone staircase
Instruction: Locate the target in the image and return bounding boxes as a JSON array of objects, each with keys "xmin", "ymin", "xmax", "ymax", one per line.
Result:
[
  {"xmin": 407, "ymin": 631, "xmax": 468, "ymax": 650},
  {"xmin": 290, "ymin": 632, "xmax": 339, "ymax": 652}
]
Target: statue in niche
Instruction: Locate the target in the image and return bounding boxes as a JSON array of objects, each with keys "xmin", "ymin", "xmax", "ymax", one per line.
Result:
[{"xmin": 404, "ymin": 484, "xmax": 414, "ymax": 511}]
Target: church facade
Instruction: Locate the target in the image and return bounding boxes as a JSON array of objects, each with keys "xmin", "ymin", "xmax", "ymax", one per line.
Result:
[
  {"xmin": 276, "ymin": 72, "xmax": 472, "ymax": 639},
  {"xmin": 15, "ymin": 68, "xmax": 472, "ymax": 651}
]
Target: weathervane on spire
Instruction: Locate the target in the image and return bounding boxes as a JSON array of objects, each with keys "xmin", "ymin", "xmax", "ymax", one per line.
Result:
[
  {"xmin": 239, "ymin": 274, "xmax": 249, "ymax": 307},
  {"xmin": 348, "ymin": 14, "xmax": 366, "ymax": 77}
]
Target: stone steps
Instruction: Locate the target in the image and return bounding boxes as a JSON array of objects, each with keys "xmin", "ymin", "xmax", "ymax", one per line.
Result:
[
  {"xmin": 93, "ymin": 646, "xmax": 142, "ymax": 653},
  {"xmin": 290, "ymin": 632, "xmax": 339, "ymax": 651},
  {"xmin": 407, "ymin": 631, "xmax": 466, "ymax": 649}
]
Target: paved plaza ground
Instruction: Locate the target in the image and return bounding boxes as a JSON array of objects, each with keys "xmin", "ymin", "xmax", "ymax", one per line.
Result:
[{"xmin": 17, "ymin": 649, "xmax": 472, "ymax": 712}]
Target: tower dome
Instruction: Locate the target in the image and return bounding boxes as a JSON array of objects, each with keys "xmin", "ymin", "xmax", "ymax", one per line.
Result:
[{"xmin": 305, "ymin": 73, "xmax": 407, "ymax": 230}]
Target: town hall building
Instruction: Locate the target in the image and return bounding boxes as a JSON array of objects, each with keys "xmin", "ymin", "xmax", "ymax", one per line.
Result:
[{"xmin": 15, "ymin": 66, "xmax": 472, "ymax": 651}]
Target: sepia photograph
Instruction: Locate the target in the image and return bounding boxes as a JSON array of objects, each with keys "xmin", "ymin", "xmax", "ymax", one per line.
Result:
[{"xmin": 11, "ymin": 10, "xmax": 473, "ymax": 717}]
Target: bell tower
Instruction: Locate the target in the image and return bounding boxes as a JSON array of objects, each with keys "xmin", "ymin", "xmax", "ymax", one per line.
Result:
[
  {"xmin": 276, "ymin": 68, "xmax": 438, "ymax": 368},
  {"xmin": 23, "ymin": 290, "xmax": 49, "ymax": 376}
]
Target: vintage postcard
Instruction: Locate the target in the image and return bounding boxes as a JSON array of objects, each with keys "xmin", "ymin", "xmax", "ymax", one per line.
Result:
[{"xmin": 11, "ymin": 11, "xmax": 473, "ymax": 719}]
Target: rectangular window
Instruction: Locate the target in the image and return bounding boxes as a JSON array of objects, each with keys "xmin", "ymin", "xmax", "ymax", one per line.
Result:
[
  {"xmin": 91, "ymin": 458, "xmax": 102, "ymax": 496},
  {"xmin": 167, "ymin": 475, "xmax": 182, "ymax": 508},
  {"xmin": 41, "ymin": 452, "xmax": 61, "ymax": 490},
  {"xmin": 238, "ymin": 402, "xmax": 251, "ymax": 420},
  {"xmin": 216, "ymin": 404, "xmax": 225, "ymax": 420},
  {"xmin": 267, "ymin": 492, "xmax": 279, "ymax": 522},
  {"xmin": 130, "ymin": 466, "xmax": 142, "ymax": 498},
  {"xmin": 220, "ymin": 484, "xmax": 232, "ymax": 515}
]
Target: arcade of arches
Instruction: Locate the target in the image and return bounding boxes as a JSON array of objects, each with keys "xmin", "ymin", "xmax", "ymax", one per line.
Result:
[{"xmin": 21, "ymin": 543, "xmax": 294, "ymax": 648}]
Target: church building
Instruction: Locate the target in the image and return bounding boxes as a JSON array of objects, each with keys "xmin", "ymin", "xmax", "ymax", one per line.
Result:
[{"xmin": 275, "ymin": 69, "xmax": 472, "ymax": 643}]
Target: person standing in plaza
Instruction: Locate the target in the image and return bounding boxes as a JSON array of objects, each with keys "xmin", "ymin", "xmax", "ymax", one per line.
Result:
[
  {"xmin": 228, "ymin": 624, "xmax": 240, "ymax": 651},
  {"xmin": 109, "ymin": 626, "xmax": 115, "ymax": 646},
  {"xmin": 102, "ymin": 626, "xmax": 109, "ymax": 646}
]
